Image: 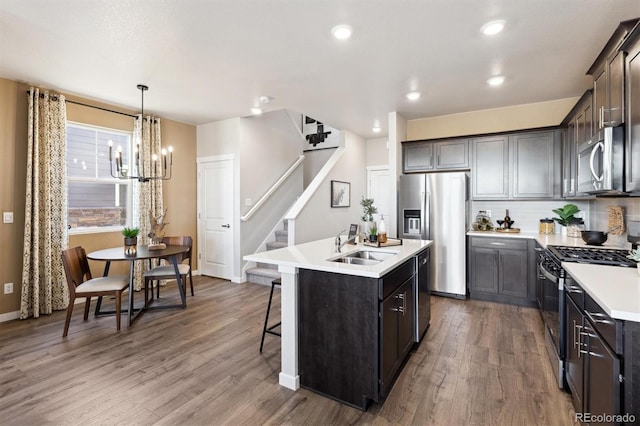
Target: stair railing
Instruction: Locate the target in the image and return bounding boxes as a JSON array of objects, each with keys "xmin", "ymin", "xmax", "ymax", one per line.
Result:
[{"xmin": 240, "ymin": 154, "xmax": 305, "ymax": 222}]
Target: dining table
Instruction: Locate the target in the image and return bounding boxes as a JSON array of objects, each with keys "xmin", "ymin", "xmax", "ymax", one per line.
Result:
[{"xmin": 87, "ymin": 244, "xmax": 189, "ymax": 326}]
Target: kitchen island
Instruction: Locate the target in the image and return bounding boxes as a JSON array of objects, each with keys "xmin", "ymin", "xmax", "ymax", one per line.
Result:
[{"xmin": 244, "ymin": 237, "xmax": 432, "ymax": 408}]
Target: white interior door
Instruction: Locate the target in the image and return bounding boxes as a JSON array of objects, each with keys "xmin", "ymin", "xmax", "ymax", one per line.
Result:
[
  {"xmin": 367, "ymin": 167, "xmax": 391, "ymax": 233},
  {"xmin": 198, "ymin": 157, "xmax": 233, "ymax": 279}
]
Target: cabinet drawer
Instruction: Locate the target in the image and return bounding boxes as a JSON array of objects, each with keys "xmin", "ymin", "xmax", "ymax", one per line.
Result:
[
  {"xmin": 470, "ymin": 237, "xmax": 528, "ymax": 251},
  {"xmin": 380, "ymin": 258, "xmax": 415, "ymax": 300},
  {"xmin": 584, "ymin": 292, "xmax": 623, "ymax": 355}
]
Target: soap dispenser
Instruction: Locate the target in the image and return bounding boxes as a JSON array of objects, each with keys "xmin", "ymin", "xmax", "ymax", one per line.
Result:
[{"xmin": 378, "ymin": 215, "xmax": 387, "ymax": 243}]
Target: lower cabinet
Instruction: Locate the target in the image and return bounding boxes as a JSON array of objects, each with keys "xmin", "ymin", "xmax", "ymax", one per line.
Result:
[
  {"xmin": 298, "ymin": 258, "xmax": 416, "ymax": 410},
  {"xmin": 468, "ymin": 236, "xmax": 536, "ymax": 306},
  {"xmin": 565, "ymin": 275, "xmax": 622, "ymax": 422},
  {"xmin": 380, "ymin": 276, "xmax": 415, "ymax": 395}
]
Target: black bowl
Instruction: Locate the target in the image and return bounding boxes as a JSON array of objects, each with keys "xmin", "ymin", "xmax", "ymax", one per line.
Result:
[{"xmin": 581, "ymin": 230, "xmax": 607, "ymax": 245}]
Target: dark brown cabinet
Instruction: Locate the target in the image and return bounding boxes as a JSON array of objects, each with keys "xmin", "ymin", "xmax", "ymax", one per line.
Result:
[
  {"xmin": 587, "ymin": 19, "xmax": 638, "ymax": 131},
  {"xmin": 380, "ymin": 276, "xmax": 415, "ymax": 394},
  {"xmin": 402, "ymin": 138, "xmax": 469, "ymax": 173},
  {"xmin": 298, "ymin": 257, "xmax": 417, "ymax": 410},
  {"xmin": 562, "ymin": 91, "xmax": 593, "ymax": 198},
  {"xmin": 468, "ymin": 237, "xmax": 535, "ymax": 306},
  {"xmin": 564, "ymin": 276, "xmax": 622, "ymax": 421},
  {"xmin": 471, "ymin": 131, "xmax": 561, "ymax": 200},
  {"xmin": 622, "ymin": 23, "xmax": 640, "ymax": 193}
]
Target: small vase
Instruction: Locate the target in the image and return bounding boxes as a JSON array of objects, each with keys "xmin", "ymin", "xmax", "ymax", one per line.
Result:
[
  {"xmin": 124, "ymin": 237, "xmax": 138, "ymax": 256},
  {"xmin": 637, "ymin": 263, "xmax": 640, "ymax": 276},
  {"xmin": 560, "ymin": 226, "xmax": 567, "ymax": 237}
]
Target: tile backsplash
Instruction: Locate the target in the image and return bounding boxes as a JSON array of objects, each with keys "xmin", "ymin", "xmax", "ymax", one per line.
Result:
[{"xmin": 471, "ymin": 198, "xmax": 640, "ymax": 248}]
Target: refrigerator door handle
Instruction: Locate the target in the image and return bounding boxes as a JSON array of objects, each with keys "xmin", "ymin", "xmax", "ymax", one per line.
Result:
[{"xmin": 423, "ymin": 191, "xmax": 430, "ymax": 240}]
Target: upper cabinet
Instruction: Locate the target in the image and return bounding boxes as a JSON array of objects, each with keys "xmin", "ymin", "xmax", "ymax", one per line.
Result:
[
  {"xmin": 622, "ymin": 22, "xmax": 640, "ymax": 192},
  {"xmin": 561, "ymin": 91, "xmax": 593, "ymax": 198},
  {"xmin": 471, "ymin": 130, "xmax": 561, "ymax": 200},
  {"xmin": 402, "ymin": 138, "xmax": 469, "ymax": 173},
  {"xmin": 587, "ymin": 19, "xmax": 638, "ymax": 131}
]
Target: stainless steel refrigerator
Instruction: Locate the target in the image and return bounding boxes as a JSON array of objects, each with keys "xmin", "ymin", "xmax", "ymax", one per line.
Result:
[{"xmin": 398, "ymin": 172, "xmax": 468, "ymax": 301}]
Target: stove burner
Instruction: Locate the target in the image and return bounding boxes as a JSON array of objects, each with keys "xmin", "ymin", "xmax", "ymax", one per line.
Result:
[{"xmin": 548, "ymin": 245, "xmax": 635, "ymax": 267}]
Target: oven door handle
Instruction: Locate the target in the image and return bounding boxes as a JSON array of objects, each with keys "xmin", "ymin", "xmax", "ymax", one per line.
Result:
[{"xmin": 539, "ymin": 262, "xmax": 558, "ymax": 284}]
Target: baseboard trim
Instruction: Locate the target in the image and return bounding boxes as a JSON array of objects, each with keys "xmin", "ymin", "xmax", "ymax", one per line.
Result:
[{"xmin": 0, "ymin": 310, "xmax": 20, "ymax": 323}]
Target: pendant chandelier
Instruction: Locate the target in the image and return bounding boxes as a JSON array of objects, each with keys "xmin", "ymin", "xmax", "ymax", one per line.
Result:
[{"xmin": 109, "ymin": 84, "xmax": 173, "ymax": 182}]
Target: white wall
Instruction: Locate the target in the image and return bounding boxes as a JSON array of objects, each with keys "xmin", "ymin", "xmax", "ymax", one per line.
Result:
[
  {"xmin": 196, "ymin": 118, "xmax": 240, "ymax": 157},
  {"xmin": 303, "ymin": 148, "xmax": 336, "ymax": 188},
  {"xmin": 366, "ymin": 137, "xmax": 388, "ymax": 167},
  {"xmin": 293, "ymin": 130, "xmax": 368, "ymax": 244},
  {"xmin": 388, "ymin": 112, "xmax": 407, "ymax": 238}
]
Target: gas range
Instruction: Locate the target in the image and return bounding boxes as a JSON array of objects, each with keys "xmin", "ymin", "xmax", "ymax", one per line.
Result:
[{"xmin": 547, "ymin": 245, "xmax": 635, "ymax": 267}]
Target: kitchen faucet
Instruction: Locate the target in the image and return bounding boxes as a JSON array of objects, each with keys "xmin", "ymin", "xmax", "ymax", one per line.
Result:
[{"xmin": 335, "ymin": 229, "xmax": 356, "ymax": 252}]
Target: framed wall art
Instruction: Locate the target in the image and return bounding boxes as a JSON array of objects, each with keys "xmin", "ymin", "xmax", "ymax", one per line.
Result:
[{"xmin": 330, "ymin": 180, "xmax": 350, "ymax": 208}]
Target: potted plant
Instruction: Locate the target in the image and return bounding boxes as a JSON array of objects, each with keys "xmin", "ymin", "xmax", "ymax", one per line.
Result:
[
  {"xmin": 122, "ymin": 227, "xmax": 140, "ymax": 256},
  {"xmin": 368, "ymin": 225, "xmax": 378, "ymax": 243},
  {"xmin": 552, "ymin": 204, "xmax": 583, "ymax": 237},
  {"xmin": 627, "ymin": 248, "xmax": 640, "ymax": 275},
  {"xmin": 360, "ymin": 196, "xmax": 377, "ymax": 236}
]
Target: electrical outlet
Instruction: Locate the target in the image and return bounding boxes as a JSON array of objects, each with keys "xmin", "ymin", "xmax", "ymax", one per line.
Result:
[
  {"xmin": 4, "ymin": 283, "xmax": 13, "ymax": 294},
  {"xmin": 485, "ymin": 210, "xmax": 491, "ymax": 218},
  {"xmin": 3, "ymin": 212, "xmax": 13, "ymax": 223},
  {"xmin": 245, "ymin": 198, "xmax": 252, "ymax": 206}
]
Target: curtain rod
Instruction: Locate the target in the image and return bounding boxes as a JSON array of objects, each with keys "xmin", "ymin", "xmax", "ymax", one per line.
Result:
[{"xmin": 27, "ymin": 90, "xmax": 138, "ymax": 119}]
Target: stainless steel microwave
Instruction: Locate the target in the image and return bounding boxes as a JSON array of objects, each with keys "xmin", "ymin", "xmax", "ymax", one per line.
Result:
[{"xmin": 577, "ymin": 126, "xmax": 625, "ymax": 195}]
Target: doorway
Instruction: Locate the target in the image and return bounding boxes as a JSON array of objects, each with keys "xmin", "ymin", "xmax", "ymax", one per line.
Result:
[{"xmin": 197, "ymin": 156, "xmax": 234, "ymax": 279}]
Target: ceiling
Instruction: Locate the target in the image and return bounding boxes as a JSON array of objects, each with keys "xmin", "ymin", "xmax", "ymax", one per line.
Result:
[{"xmin": 1, "ymin": 1, "xmax": 639, "ymax": 139}]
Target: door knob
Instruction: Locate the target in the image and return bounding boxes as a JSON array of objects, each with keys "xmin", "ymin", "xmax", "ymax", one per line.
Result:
[{"xmin": 221, "ymin": 224, "xmax": 230, "ymax": 228}]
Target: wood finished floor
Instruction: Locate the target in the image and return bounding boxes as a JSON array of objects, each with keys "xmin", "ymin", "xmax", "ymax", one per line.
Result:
[{"xmin": 0, "ymin": 276, "xmax": 577, "ymax": 425}]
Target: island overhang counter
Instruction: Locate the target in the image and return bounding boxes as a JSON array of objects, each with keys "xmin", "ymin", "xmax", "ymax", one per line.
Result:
[{"xmin": 244, "ymin": 237, "xmax": 432, "ymax": 393}]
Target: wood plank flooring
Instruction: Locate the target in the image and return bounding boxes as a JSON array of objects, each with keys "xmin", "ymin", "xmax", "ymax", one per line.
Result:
[{"xmin": 0, "ymin": 276, "xmax": 577, "ymax": 425}]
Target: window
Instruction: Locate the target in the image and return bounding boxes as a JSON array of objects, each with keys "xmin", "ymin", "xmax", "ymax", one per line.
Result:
[{"xmin": 66, "ymin": 122, "xmax": 132, "ymax": 233}]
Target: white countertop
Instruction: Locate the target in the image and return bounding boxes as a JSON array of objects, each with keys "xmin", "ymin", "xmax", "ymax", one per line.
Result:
[
  {"xmin": 467, "ymin": 230, "xmax": 626, "ymax": 250},
  {"xmin": 244, "ymin": 237, "xmax": 432, "ymax": 278},
  {"xmin": 562, "ymin": 263, "xmax": 640, "ymax": 322}
]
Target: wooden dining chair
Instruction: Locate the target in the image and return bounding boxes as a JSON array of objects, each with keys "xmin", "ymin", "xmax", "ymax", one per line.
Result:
[
  {"xmin": 144, "ymin": 236, "xmax": 193, "ymax": 302},
  {"xmin": 61, "ymin": 246, "xmax": 130, "ymax": 337}
]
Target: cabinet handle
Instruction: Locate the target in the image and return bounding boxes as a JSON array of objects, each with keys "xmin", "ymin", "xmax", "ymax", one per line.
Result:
[
  {"xmin": 586, "ymin": 311, "xmax": 614, "ymax": 325},
  {"xmin": 599, "ymin": 106, "xmax": 604, "ymax": 129},
  {"xmin": 489, "ymin": 242, "xmax": 506, "ymax": 246},
  {"xmin": 566, "ymin": 285, "xmax": 583, "ymax": 294}
]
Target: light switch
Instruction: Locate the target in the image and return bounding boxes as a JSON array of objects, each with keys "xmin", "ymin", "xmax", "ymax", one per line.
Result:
[
  {"xmin": 245, "ymin": 198, "xmax": 253, "ymax": 206},
  {"xmin": 3, "ymin": 212, "xmax": 13, "ymax": 223}
]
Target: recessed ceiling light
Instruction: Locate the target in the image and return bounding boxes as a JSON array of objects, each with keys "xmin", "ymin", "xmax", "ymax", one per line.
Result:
[
  {"xmin": 406, "ymin": 91, "xmax": 421, "ymax": 101},
  {"xmin": 481, "ymin": 20, "xmax": 506, "ymax": 36},
  {"xmin": 331, "ymin": 24, "xmax": 353, "ymax": 40},
  {"xmin": 373, "ymin": 125, "xmax": 381, "ymax": 133},
  {"xmin": 487, "ymin": 75, "xmax": 505, "ymax": 86},
  {"xmin": 259, "ymin": 95, "xmax": 273, "ymax": 104},
  {"xmin": 250, "ymin": 107, "xmax": 263, "ymax": 115}
]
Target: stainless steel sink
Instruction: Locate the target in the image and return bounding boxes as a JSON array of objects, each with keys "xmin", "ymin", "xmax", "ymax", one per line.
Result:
[
  {"xmin": 332, "ymin": 257, "xmax": 381, "ymax": 265},
  {"xmin": 343, "ymin": 250, "xmax": 396, "ymax": 261},
  {"xmin": 330, "ymin": 250, "xmax": 397, "ymax": 265}
]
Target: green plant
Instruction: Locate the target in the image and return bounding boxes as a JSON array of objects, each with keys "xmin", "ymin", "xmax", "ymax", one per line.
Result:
[
  {"xmin": 360, "ymin": 197, "xmax": 377, "ymax": 222},
  {"xmin": 369, "ymin": 225, "xmax": 378, "ymax": 236},
  {"xmin": 552, "ymin": 204, "xmax": 581, "ymax": 227},
  {"xmin": 122, "ymin": 227, "xmax": 140, "ymax": 238},
  {"xmin": 627, "ymin": 248, "xmax": 640, "ymax": 262}
]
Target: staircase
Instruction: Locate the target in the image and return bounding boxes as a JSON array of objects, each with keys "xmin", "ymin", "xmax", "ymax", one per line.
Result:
[{"xmin": 246, "ymin": 221, "xmax": 289, "ymax": 285}]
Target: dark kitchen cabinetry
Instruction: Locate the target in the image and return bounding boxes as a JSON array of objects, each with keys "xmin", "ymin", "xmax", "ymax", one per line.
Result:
[
  {"xmin": 509, "ymin": 131, "xmax": 561, "ymax": 199},
  {"xmin": 471, "ymin": 135, "xmax": 509, "ymax": 199},
  {"xmin": 622, "ymin": 23, "xmax": 640, "ymax": 193},
  {"xmin": 380, "ymin": 276, "xmax": 415, "ymax": 394},
  {"xmin": 471, "ymin": 130, "xmax": 561, "ymax": 200},
  {"xmin": 298, "ymin": 257, "xmax": 416, "ymax": 410},
  {"xmin": 561, "ymin": 91, "xmax": 593, "ymax": 198},
  {"xmin": 402, "ymin": 138, "xmax": 469, "ymax": 173},
  {"xmin": 564, "ymin": 276, "xmax": 622, "ymax": 421},
  {"xmin": 587, "ymin": 19, "xmax": 638, "ymax": 131},
  {"xmin": 468, "ymin": 237, "xmax": 536, "ymax": 306}
]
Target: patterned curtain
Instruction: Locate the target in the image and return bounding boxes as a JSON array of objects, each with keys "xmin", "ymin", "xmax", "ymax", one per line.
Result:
[
  {"xmin": 20, "ymin": 88, "xmax": 69, "ymax": 319},
  {"xmin": 132, "ymin": 115, "xmax": 163, "ymax": 291}
]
